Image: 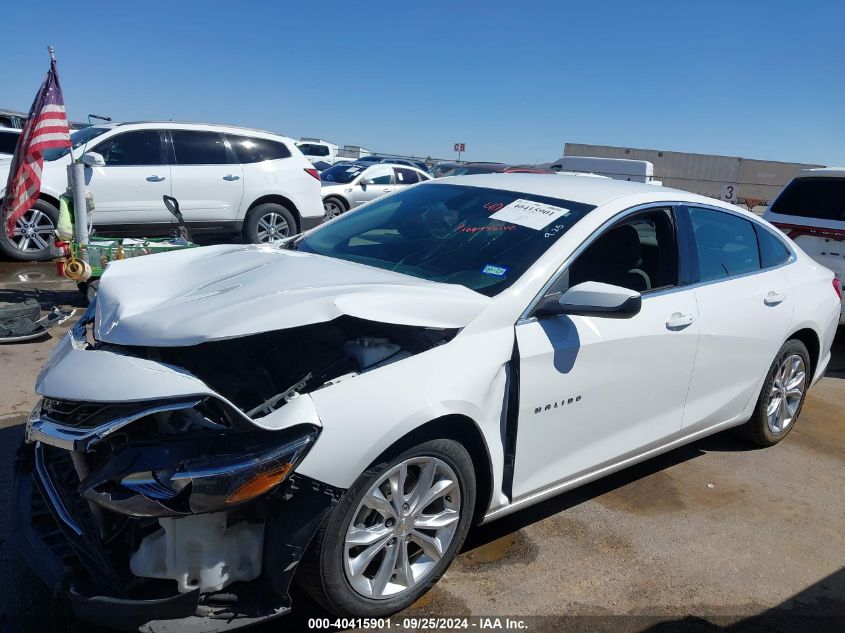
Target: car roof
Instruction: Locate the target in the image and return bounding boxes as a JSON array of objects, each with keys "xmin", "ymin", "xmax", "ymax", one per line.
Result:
[
  {"xmin": 796, "ymin": 167, "xmax": 845, "ymax": 178},
  {"xmin": 430, "ymin": 173, "xmax": 710, "ymax": 207},
  {"xmin": 104, "ymin": 121, "xmax": 294, "ymax": 142}
]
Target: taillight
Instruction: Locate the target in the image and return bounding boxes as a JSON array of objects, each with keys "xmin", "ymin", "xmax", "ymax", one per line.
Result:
[
  {"xmin": 834, "ymin": 277, "xmax": 842, "ymax": 301},
  {"xmin": 772, "ymin": 222, "xmax": 845, "ymax": 242},
  {"xmin": 305, "ymin": 168, "xmax": 320, "ymax": 181}
]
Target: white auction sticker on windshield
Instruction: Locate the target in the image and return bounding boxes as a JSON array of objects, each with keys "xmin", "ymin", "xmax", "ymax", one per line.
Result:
[{"xmin": 489, "ymin": 199, "xmax": 571, "ymax": 230}]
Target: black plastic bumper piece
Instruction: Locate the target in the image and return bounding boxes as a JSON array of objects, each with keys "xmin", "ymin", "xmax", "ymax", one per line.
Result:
[
  {"xmin": 13, "ymin": 438, "xmax": 344, "ymax": 631},
  {"xmin": 299, "ymin": 215, "xmax": 324, "ymax": 231}
]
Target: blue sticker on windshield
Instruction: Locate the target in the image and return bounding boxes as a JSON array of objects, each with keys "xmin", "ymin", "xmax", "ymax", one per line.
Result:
[{"xmin": 482, "ymin": 264, "xmax": 508, "ymax": 277}]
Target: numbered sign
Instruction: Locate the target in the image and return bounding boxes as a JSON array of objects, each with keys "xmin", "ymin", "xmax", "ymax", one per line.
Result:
[{"xmin": 721, "ymin": 183, "xmax": 738, "ymax": 202}]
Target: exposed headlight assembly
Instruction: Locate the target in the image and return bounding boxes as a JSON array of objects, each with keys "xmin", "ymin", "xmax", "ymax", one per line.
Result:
[{"xmin": 81, "ymin": 425, "xmax": 319, "ymax": 517}]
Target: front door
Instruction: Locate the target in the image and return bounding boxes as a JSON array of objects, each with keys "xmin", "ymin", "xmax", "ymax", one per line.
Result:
[
  {"xmin": 512, "ymin": 208, "xmax": 700, "ymax": 499},
  {"xmin": 86, "ymin": 129, "xmax": 172, "ymax": 228},
  {"xmin": 169, "ymin": 130, "xmax": 244, "ymax": 223},
  {"xmin": 350, "ymin": 165, "xmax": 395, "ymax": 208}
]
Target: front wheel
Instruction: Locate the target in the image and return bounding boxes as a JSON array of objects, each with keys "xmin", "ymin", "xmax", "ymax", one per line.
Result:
[
  {"xmin": 323, "ymin": 197, "xmax": 347, "ymax": 220},
  {"xmin": 298, "ymin": 439, "xmax": 475, "ymax": 616},
  {"xmin": 742, "ymin": 339, "xmax": 810, "ymax": 447}
]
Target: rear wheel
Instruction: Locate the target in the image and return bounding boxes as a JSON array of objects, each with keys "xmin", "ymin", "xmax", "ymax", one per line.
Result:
[
  {"xmin": 0, "ymin": 199, "xmax": 58, "ymax": 261},
  {"xmin": 742, "ymin": 339, "xmax": 810, "ymax": 447},
  {"xmin": 242, "ymin": 203, "xmax": 297, "ymax": 244},
  {"xmin": 298, "ymin": 439, "xmax": 475, "ymax": 616}
]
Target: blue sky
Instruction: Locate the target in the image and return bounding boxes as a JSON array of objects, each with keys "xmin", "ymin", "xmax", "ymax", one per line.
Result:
[{"xmin": 1, "ymin": 1, "xmax": 842, "ymax": 165}]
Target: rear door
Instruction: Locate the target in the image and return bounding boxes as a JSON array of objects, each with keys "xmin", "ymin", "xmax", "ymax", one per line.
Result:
[
  {"xmin": 85, "ymin": 129, "xmax": 172, "ymax": 228},
  {"xmin": 393, "ymin": 167, "xmax": 420, "ymax": 192},
  {"xmin": 681, "ymin": 206, "xmax": 795, "ymax": 430},
  {"xmin": 168, "ymin": 130, "xmax": 244, "ymax": 223}
]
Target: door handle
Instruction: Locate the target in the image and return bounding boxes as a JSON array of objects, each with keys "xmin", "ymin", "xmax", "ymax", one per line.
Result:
[
  {"xmin": 382, "ymin": 188, "xmax": 391, "ymax": 192},
  {"xmin": 146, "ymin": 175, "xmax": 166, "ymax": 182},
  {"xmin": 223, "ymin": 174, "xmax": 240, "ymax": 181},
  {"xmin": 666, "ymin": 313, "xmax": 695, "ymax": 330},
  {"xmin": 764, "ymin": 291, "xmax": 786, "ymax": 306}
]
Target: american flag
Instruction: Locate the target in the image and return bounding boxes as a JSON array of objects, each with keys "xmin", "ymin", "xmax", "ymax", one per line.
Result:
[{"xmin": 2, "ymin": 54, "xmax": 71, "ymax": 237}]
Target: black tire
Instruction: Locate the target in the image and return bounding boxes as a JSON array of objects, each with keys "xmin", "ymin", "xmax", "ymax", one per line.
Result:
[
  {"xmin": 741, "ymin": 339, "xmax": 811, "ymax": 447},
  {"xmin": 297, "ymin": 438, "xmax": 476, "ymax": 617},
  {"xmin": 0, "ymin": 198, "xmax": 58, "ymax": 261},
  {"xmin": 323, "ymin": 196, "xmax": 348, "ymax": 219},
  {"xmin": 242, "ymin": 203, "xmax": 297, "ymax": 244}
]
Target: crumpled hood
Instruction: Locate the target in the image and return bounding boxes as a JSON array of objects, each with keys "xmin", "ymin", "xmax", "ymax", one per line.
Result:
[{"xmin": 94, "ymin": 244, "xmax": 491, "ymax": 346}]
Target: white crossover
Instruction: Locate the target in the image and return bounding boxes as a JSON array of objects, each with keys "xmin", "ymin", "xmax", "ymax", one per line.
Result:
[
  {"xmin": 0, "ymin": 121, "xmax": 323, "ymax": 261},
  {"xmin": 17, "ymin": 175, "xmax": 840, "ymax": 629},
  {"xmin": 764, "ymin": 168, "xmax": 845, "ymax": 323}
]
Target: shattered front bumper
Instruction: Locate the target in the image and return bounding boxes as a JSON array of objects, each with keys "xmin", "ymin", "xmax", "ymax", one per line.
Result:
[{"xmin": 13, "ymin": 440, "xmax": 343, "ymax": 631}]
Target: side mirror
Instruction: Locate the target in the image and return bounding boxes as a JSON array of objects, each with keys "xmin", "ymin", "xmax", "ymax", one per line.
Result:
[
  {"xmin": 535, "ymin": 281, "xmax": 642, "ymax": 319},
  {"xmin": 81, "ymin": 152, "xmax": 105, "ymax": 167},
  {"xmin": 360, "ymin": 178, "xmax": 374, "ymax": 188}
]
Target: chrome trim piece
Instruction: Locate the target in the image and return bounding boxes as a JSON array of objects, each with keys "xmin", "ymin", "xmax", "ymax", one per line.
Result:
[
  {"xmin": 34, "ymin": 442, "xmax": 83, "ymax": 536},
  {"xmin": 27, "ymin": 400, "xmax": 203, "ymax": 452},
  {"xmin": 518, "ymin": 200, "xmax": 797, "ymax": 324}
]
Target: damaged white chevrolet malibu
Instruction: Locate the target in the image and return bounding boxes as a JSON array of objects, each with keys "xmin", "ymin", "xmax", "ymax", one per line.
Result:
[{"xmin": 16, "ymin": 174, "xmax": 841, "ymax": 629}]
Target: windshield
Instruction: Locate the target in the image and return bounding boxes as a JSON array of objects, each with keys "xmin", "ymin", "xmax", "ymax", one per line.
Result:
[
  {"xmin": 321, "ymin": 163, "xmax": 367, "ymax": 184},
  {"xmin": 42, "ymin": 126, "xmax": 109, "ymax": 161},
  {"xmin": 770, "ymin": 177, "xmax": 845, "ymax": 222},
  {"xmin": 297, "ymin": 183, "xmax": 595, "ymax": 296}
]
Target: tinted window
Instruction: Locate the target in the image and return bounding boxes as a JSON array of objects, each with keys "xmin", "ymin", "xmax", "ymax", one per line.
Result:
[
  {"xmin": 563, "ymin": 209, "xmax": 677, "ymax": 295},
  {"xmin": 298, "ymin": 143, "xmax": 329, "ymax": 157},
  {"xmin": 297, "ymin": 184, "xmax": 595, "ymax": 297},
  {"xmin": 689, "ymin": 207, "xmax": 760, "ymax": 282},
  {"xmin": 394, "ymin": 168, "xmax": 420, "ymax": 185},
  {"xmin": 95, "ymin": 130, "xmax": 163, "ymax": 166},
  {"xmin": 228, "ymin": 135, "xmax": 291, "ymax": 163},
  {"xmin": 769, "ymin": 177, "xmax": 845, "ymax": 222},
  {"xmin": 171, "ymin": 130, "xmax": 232, "ymax": 165},
  {"xmin": 756, "ymin": 224, "xmax": 791, "ymax": 268},
  {"xmin": 0, "ymin": 131, "xmax": 19, "ymax": 154}
]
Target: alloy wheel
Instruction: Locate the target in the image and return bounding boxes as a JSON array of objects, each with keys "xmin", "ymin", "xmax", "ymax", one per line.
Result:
[
  {"xmin": 255, "ymin": 212, "xmax": 290, "ymax": 243},
  {"xmin": 343, "ymin": 456, "xmax": 461, "ymax": 599},
  {"xmin": 323, "ymin": 200, "xmax": 344, "ymax": 219},
  {"xmin": 11, "ymin": 209, "xmax": 56, "ymax": 253},
  {"xmin": 766, "ymin": 354, "xmax": 806, "ymax": 435}
]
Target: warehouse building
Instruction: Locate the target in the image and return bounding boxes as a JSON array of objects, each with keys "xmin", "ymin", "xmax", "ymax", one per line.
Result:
[{"xmin": 564, "ymin": 143, "xmax": 823, "ymax": 209}]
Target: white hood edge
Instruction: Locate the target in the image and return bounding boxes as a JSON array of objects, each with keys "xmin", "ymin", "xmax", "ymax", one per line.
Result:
[{"xmin": 94, "ymin": 244, "xmax": 491, "ymax": 347}]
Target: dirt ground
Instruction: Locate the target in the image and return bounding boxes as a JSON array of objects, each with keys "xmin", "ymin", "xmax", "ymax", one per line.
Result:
[{"xmin": 0, "ymin": 259, "xmax": 842, "ymax": 633}]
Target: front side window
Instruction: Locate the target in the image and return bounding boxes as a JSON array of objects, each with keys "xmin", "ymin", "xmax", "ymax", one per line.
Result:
[
  {"xmin": 394, "ymin": 168, "xmax": 420, "ymax": 185},
  {"xmin": 228, "ymin": 135, "xmax": 291, "ymax": 163},
  {"xmin": 0, "ymin": 131, "xmax": 19, "ymax": 154},
  {"xmin": 689, "ymin": 207, "xmax": 760, "ymax": 282},
  {"xmin": 94, "ymin": 130, "xmax": 163, "ymax": 166},
  {"xmin": 43, "ymin": 126, "xmax": 110, "ymax": 161},
  {"xmin": 171, "ymin": 130, "xmax": 232, "ymax": 165},
  {"xmin": 297, "ymin": 183, "xmax": 595, "ymax": 296},
  {"xmin": 365, "ymin": 165, "xmax": 394, "ymax": 185},
  {"xmin": 547, "ymin": 208, "xmax": 678, "ymax": 301}
]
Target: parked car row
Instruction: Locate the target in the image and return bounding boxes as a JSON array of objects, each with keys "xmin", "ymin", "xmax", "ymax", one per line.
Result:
[{"xmin": 320, "ymin": 162, "xmax": 432, "ymax": 218}]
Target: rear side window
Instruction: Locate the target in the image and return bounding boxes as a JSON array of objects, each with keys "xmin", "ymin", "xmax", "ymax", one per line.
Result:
[
  {"xmin": 229, "ymin": 135, "xmax": 291, "ymax": 163},
  {"xmin": 689, "ymin": 207, "xmax": 760, "ymax": 282},
  {"xmin": 769, "ymin": 177, "xmax": 845, "ymax": 222},
  {"xmin": 298, "ymin": 143, "xmax": 329, "ymax": 157},
  {"xmin": 172, "ymin": 130, "xmax": 233, "ymax": 165},
  {"xmin": 755, "ymin": 225, "xmax": 791, "ymax": 268},
  {"xmin": 394, "ymin": 168, "xmax": 420, "ymax": 184},
  {"xmin": 95, "ymin": 130, "xmax": 164, "ymax": 166},
  {"xmin": 0, "ymin": 131, "xmax": 19, "ymax": 154}
]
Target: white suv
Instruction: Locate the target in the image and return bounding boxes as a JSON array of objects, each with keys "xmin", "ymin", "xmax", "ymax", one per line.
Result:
[
  {"xmin": 764, "ymin": 168, "xmax": 845, "ymax": 323},
  {"xmin": 0, "ymin": 122, "xmax": 323, "ymax": 260}
]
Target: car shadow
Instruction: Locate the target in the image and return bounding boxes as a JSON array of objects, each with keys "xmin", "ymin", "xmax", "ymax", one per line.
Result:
[{"xmin": 824, "ymin": 325, "xmax": 845, "ymax": 379}]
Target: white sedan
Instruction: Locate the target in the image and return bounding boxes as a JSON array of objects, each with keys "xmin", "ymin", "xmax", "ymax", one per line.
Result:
[
  {"xmin": 319, "ymin": 161, "xmax": 431, "ymax": 218},
  {"xmin": 19, "ymin": 175, "xmax": 841, "ymax": 627}
]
